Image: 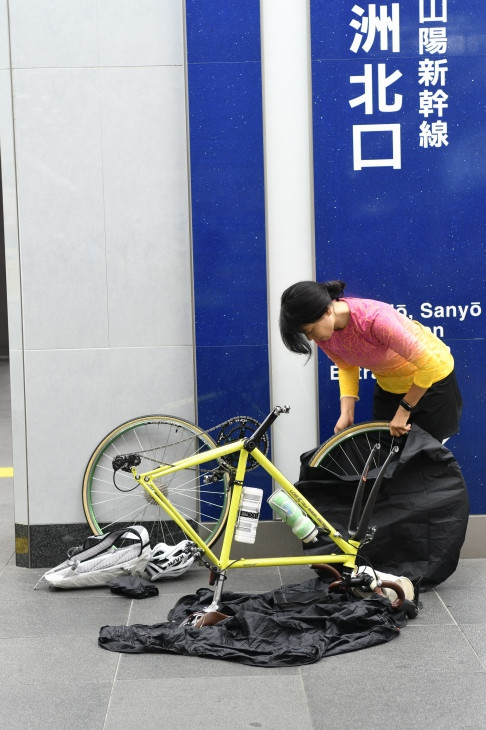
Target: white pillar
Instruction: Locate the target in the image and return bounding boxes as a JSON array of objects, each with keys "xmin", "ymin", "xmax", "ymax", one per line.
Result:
[{"xmin": 261, "ymin": 0, "xmax": 319, "ymax": 483}]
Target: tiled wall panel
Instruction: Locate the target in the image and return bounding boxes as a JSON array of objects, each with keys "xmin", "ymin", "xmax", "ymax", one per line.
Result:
[{"xmin": 3, "ymin": 1, "xmax": 195, "ymax": 533}]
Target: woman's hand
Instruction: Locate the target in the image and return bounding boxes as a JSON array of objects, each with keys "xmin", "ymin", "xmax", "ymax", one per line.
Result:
[
  {"xmin": 389, "ymin": 385, "xmax": 427, "ymax": 437},
  {"xmin": 334, "ymin": 414, "xmax": 354, "ymax": 433},
  {"xmin": 389, "ymin": 407, "xmax": 412, "ymax": 437},
  {"xmin": 334, "ymin": 396, "xmax": 356, "ymax": 433}
]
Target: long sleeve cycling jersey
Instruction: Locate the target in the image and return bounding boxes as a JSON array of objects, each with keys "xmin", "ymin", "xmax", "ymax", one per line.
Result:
[{"xmin": 317, "ymin": 298, "xmax": 454, "ymax": 398}]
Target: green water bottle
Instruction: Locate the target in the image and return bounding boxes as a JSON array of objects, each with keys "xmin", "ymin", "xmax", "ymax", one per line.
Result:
[{"xmin": 267, "ymin": 489, "xmax": 318, "ymax": 543}]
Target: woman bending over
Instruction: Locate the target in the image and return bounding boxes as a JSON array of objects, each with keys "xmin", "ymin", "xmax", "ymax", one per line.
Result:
[{"xmin": 279, "ymin": 280, "xmax": 462, "ymax": 441}]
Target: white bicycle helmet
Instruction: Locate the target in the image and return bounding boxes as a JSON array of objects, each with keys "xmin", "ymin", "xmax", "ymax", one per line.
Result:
[{"xmin": 145, "ymin": 540, "xmax": 196, "ymax": 581}]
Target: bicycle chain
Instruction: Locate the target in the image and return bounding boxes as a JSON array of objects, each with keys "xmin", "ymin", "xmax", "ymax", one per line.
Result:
[{"xmin": 121, "ymin": 416, "xmax": 269, "ymax": 471}]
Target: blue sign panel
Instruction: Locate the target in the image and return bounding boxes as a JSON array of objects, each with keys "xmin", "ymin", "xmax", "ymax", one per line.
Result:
[
  {"xmin": 186, "ymin": 1, "xmax": 272, "ymax": 506},
  {"xmin": 311, "ymin": 0, "xmax": 486, "ymax": 510}
]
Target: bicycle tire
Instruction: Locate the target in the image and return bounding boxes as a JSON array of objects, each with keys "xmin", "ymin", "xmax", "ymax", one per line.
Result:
[
  {"xmin": 82, "ymin": 415, "xmax": 231, "ymax": 548},
  {"xmin": 309, "ymin": 422, "xmax": 398, "ymax": 476}
]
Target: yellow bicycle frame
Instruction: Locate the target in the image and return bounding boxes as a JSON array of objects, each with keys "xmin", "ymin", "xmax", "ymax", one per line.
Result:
[{"xmin": 132, "ymin": 439, "xmax": 360, "ymax": 573}]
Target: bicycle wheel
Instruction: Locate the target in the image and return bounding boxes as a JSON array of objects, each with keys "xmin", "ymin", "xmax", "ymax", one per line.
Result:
[
  {"xmin": 309, "ymin": 422, "xmax": 399, "ymax": 475},
  {"xmin": 83, "ymin": 415, "xmax": 231, "ymax": 548}
]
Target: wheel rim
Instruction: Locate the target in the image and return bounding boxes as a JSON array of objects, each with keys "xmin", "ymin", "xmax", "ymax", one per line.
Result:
[
  {"xmin": 83, "ymin": 416, "xmax": 230, "ymax": 548},
  {"xmin": 309, "ymin": 422, "xmax": 398, "ymax": 477}
]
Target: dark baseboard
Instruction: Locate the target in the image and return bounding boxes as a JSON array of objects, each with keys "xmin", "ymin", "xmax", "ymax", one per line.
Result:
[
  {"xmin": 15, "ymin": 523, "xmax": 94, "ymax": 568},
  {"xmin": 15, "ymin": 516, "xmax": 486, "ymax": 568}
]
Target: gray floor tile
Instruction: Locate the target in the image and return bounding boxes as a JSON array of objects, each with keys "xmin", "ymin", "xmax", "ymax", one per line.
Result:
[
  {"xmin": 0, "ymin": 634, "xmax": 119, "ymax": 685},
  {"xmin": 0, "ymin": 564, "xmax": 49, "ymax": 589},
  {"xmin": 0, "ymin": 682, "xmax": 112, "ymax": 730},
  {"xmin": 148, "ymin": 563, "xmax": 213, "ymax": 592},
  {"xmin": 438, "ymin": 558, "xmax": 486, "ymax": 589},
  {"xmin": 407, "ymin": 589, "xmax": 454, "ymax": 625},
  {"xmin": 304, "ymin": 670, "xmax": 486, "ymax": 729},
  {"xmin": 0, "ymin": 535, "xmax": 15, "ymax": 565},
  {"xmin": 0, "ymin": 591, "xmax": 131, "ymax": 638},
  {"xmin": 434, "ymin": 586, "xmax": 486, "ymax": 624},
  {"xmin": 0, "ymin": 478, "xmax": 13, "ymax": 499},
  {"xmin": 217, "ymin": 566, "xmax": 283, "ymax": 593},
  {"xmin": 105, "ymin": 675, "xmax": 314, "ymax": 730},
  {"xmin": 0, "ymin": 434, "xmax": 12, "ymax": 464},
  {"xmin": 301, "ymin": 624, "xmax": 485, "ymax": 675},
  {"xmin": 0, "ymin": 364, "xmax": 13, "ymax": 463},
  {"xmin": 278, "ymin": 564, "xmax": 318, "ymax": 585},
  {"xmin": 461, "ymin": 624, "xmax": 486, "ymax": 665},
  {"xmin": 127, "ymin": 591, "xmax": 189, "ymax": 625}
]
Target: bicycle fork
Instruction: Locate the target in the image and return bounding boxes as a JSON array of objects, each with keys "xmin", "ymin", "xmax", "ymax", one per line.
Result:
[
  {"xmin": 347, "ymin": 443, "xmax": 399, "ymax": 542},
  {"xmin": 329, "ymin": 442, "xmax": 407, "ymax": 610}
]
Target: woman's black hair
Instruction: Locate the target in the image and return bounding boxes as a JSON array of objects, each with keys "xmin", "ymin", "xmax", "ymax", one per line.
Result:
[{"xmin": 279, "ymin": 280, "xmax": 346, "ymax": 356}]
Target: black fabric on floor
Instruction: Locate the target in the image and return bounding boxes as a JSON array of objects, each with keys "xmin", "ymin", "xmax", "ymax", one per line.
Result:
[
  {"xmin": 108, "ymin": 576, "xmax": 159, "ymax": 598},
  {"xmin": 98, "ymin": 577, "xmax": 410, "ymax": 667},
  {"xmin": 298, "ymin": 424, "xmax": 469, "ymax": 589}
]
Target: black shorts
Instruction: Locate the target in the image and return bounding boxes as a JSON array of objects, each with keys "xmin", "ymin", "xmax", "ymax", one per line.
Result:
[{"xmin": 373, "ymin": 370, "xmax": 462, "ymax": 442}]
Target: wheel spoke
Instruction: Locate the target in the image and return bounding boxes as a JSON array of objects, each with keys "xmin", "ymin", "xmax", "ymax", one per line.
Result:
[
  {"xmin": 310, "ymin": 423, "xmax": 397, "ymax": 478},
  {"xmin": 83, "ymin": 416, "xmax": 231, "ymax": 548}
]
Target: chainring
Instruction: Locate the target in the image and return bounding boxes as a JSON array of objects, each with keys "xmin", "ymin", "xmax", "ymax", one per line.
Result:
[{"xmin": 216, "ymin": 416, "xmax": 270, "ymax": 471}]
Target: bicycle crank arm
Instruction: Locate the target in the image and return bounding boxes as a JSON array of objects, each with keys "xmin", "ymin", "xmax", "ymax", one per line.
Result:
[{"xmin": 244, "ymin": 405, "xmax": 290, "ymax": 451}]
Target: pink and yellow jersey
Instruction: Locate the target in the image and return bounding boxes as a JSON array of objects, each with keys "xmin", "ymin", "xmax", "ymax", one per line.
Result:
[{"xmin": 317, "ymin": 298, "xmax": 454, "ymax": 398}]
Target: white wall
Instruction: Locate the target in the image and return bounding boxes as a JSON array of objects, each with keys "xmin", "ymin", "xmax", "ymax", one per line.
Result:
[
  {"xmin": 1, "ymin": 0, "xmax": 196, "ymax": 526},
  {"xmin": 261, "ymin": 0, "xmax": 319, "ymax": 484}
]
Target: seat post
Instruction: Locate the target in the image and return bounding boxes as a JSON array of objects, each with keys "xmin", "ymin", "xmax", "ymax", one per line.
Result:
[{"xmin": 206, "ymin": 570, "xmax": 227, "ymax": 613}]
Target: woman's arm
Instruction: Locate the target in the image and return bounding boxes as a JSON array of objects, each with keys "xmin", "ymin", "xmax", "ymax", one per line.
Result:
[
  {"xmin": 389, "ymin": 383, "xmax": 428, "ymax": 436},
  {"xmin": 334, "ymin": 365, "xmax": 360, "ymax": 432}
]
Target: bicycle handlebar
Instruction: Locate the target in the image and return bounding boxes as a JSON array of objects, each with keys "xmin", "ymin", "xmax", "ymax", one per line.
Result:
[{"xmin": 244, "ymin": 405, "xmax": 290, "ymax": 451}]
